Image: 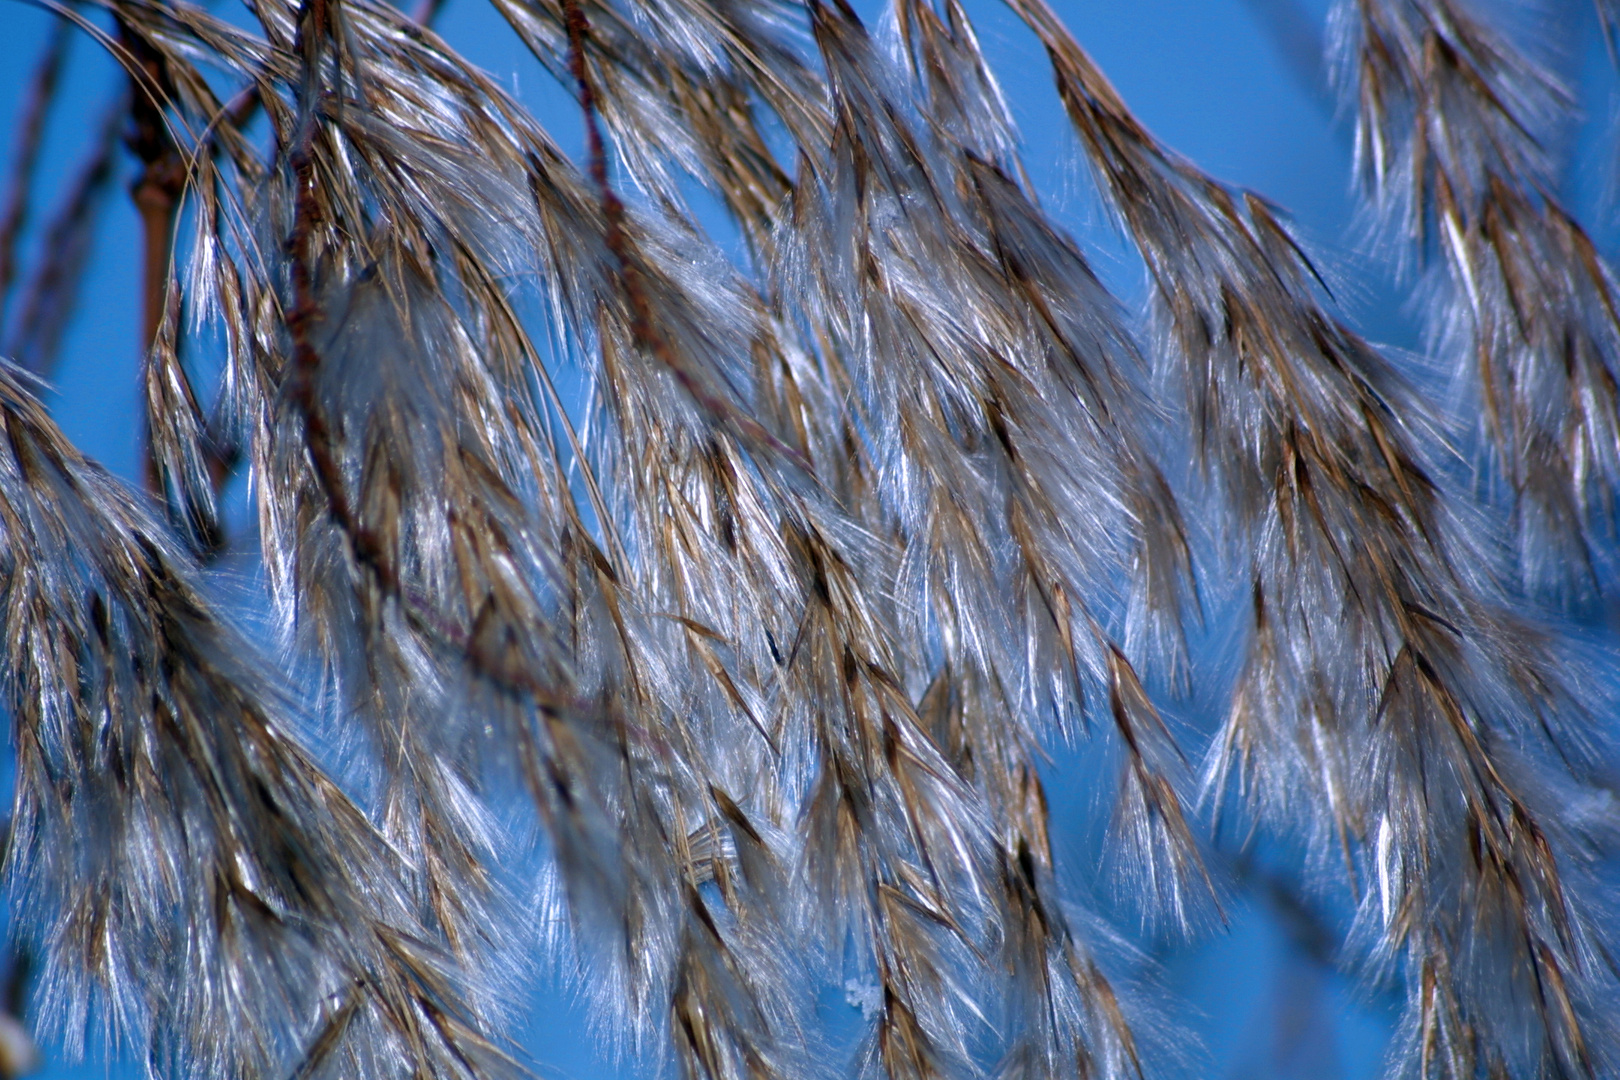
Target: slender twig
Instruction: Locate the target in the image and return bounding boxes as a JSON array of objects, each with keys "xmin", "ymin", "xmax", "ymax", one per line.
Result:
[
  {"xmin": 0, "ymin": 20, "xmax": 71, "ymax": 326},
  {"xmin": 279, "ymin": 0, "xmax": 579, "ymax": 711},
  {"xmin": 121, "ymin": 21, "xmax": 187, "ymax": 498},
  {"xmin": 4, "ymin": 92, "xmax": 123, "ymax": 377},
  {"xmin": 558, "ymin": 0, "xmax": 808, "ymax": 471},
  {"xmin": 283, "ymin": 0, "xmax": 386, "ymax": 584}
]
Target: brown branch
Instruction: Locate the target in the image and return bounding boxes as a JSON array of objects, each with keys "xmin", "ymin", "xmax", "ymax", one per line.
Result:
[
  {"xmin": 122, "ymin": 22, "xmax": 246, "ymax": 553},
  {"xmin": 557, "ymin": 0, "xmax": 809, "ymax": 472},
  {"xmin": 409, "ymin": 0, "xmax": 448, "ymax": 28},
  {"xmin": 3, "ymin": 93, "xmax": 123, "ymax": 377},
  {"xmin": 0, "ymin": 20, "xmax": 71, "ymax": 323},
  {"xmin": 282, "ymin": 0, "xmax": 379, "ymax": 581},
  {"xmin": 120, "ymin": 21, "xmax": 186, "ymax": 498},
  {"xmin": 278, "ymin": 0, "xmax": 577, "ymax": 710}
]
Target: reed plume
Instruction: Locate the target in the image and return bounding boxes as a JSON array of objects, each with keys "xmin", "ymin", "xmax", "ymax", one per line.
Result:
[
  {"xmin": 1332, "ymin": 0, "xmax": 1620, "ymax": 598},
  {"xmin": 1, "ymin": 1, "xmax": 1618, "ymax": 1079},
  {"xmin": 1006, "ymin": 1, "xmax": 1620, "ymax": 1075}
]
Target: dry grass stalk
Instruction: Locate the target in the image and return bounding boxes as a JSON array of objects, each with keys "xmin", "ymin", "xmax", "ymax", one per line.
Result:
[{"xmin": 0, "ymin": 1, "xmax": 1617, "ymax": 1079}]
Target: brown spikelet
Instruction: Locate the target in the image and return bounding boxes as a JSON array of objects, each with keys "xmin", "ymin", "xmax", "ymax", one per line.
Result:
[{"xmin": 1336, "ymin": 0, "xmax": 1620, "ymax": 600}]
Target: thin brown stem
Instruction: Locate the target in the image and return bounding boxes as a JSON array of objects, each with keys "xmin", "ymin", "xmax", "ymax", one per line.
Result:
[
  {"xmin": 0, "ymin": 20, "xmax": 71, "ymax": 323},
  {"xmin": 122, "ymin": 22, "xmax": 185, "ymax": 497},
  {"xmin": 279, "ymin": 0, "xmax": 577, "ymax": 710},
  {"xmin": 283, "ymin": 0, "xmax": 379, "ymax": 579},
  {"xmin": 3, "ymin": 92, "xmax": 122, "ymax": 377},
  {"xmin": 558, "ymin": 0, "xmax": 809, "ymax": 472},
  {"xmin": 123, "ymin": 22, "xmax": 242, "ymax": 551}
]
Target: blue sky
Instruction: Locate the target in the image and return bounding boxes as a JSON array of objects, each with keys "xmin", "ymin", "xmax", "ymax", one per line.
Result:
[{"xmin": 0, "ymin": 1, "xmax": 1616, "ymax": 1078}]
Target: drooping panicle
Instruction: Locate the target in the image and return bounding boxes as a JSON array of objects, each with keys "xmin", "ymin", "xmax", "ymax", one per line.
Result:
[
  {"xmin": 489, "ymin": 0, "xmax": 826, "ymax": 256},
  {"xmin": 1008, "ymin": 0, "xmax": 1619, "ymax": 1075},
  {"xmin": 0, "ymin": 363, "xmax": 517, "ymax": 1080},
  {"xmin": 1332, "ymin": 0, "xmax": 1620, "ymax": 598},
  {"xmin": 804, "ymin": 0, "xmax": 1209, "ymax": 951},
  {"xmin": 112, "ymin": 0, "xmax": 643, "ymax": 1019},
  {"xmin": 22, "ymin": 0, "xmax": 1615, "ymax": 1076}
]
